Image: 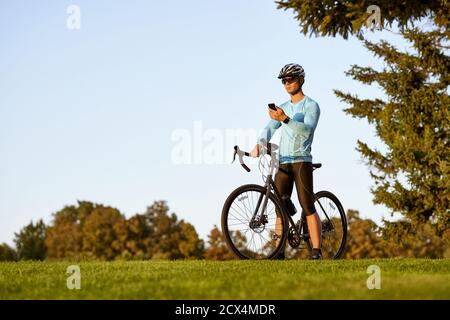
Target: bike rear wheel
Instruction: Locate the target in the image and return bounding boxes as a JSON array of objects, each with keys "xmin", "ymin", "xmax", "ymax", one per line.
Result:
[
  {"xmin": 304, "ymin": 190, "xmax": 347, "ymax": 259},
  {"xmin": 221, "ymin": 184, "xmax": 289, "ymax": 260}
]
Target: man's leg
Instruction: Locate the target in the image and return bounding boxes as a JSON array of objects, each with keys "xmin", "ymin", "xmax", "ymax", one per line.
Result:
[
  {"xmin": 306, "ymin": 212, "xmax": 321, "ymax": 249},
  {"xmin": 293, "ymin": 162, "xmax": 322, "ymax": 256},
  {"xmin": 273, "ymin": 164, "xmax": 294, "ymax": 257}
]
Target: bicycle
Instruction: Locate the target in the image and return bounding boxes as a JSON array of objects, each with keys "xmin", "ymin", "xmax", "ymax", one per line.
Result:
[{"xmin": 221, "ymin": 140, "xmax": 347, "ymax": 260}]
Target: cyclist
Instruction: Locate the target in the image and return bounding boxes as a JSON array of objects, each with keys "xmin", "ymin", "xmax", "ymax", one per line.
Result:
[{"xmin": 250, "ymin": 63, "xmax": 322, "ymax": 260}]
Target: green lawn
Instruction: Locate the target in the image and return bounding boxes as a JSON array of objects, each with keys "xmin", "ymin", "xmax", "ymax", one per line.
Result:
[{"xmin": 0, "ymin": 259, "xmax": 449, "ymax": 299}]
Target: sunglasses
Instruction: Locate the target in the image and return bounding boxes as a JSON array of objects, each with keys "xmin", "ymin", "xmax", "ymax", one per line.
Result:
[{"xmin": 281, "ymin": 77, "xmax": 297, "ymax": 85}]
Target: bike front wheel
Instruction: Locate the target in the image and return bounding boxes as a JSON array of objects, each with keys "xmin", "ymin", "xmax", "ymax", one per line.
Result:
[{"xmin": 221, "ymin": 184, "xmax": 289, "ymax": 260}]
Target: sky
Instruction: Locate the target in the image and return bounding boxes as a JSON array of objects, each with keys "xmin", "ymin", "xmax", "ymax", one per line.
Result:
[{"xmin": 0, "ymin": 0, "xmax": 407, "ymax": 245}]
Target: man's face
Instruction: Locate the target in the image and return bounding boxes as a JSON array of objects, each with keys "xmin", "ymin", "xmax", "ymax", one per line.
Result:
[{"xmin": 282, "ymin": 76, "xmax": 303, "ymax": 95}]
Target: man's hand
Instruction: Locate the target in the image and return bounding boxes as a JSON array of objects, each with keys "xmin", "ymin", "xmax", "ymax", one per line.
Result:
[
  {"xmin": 269, "ymin": 106, "xmax": 288, "ymax": 122},
  {"xmin": 250, "ymin": 144, "xmax": 260, "ymax": 157}
]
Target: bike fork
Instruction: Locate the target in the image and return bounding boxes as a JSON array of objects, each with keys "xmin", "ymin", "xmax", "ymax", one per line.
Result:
[
  {"xmin": 250, "ymin": 175, "xmax": 274, "ymax": 224},
  {"xmin": 250, "ymin": 187, "xmax": 270, "ymax": 223}
]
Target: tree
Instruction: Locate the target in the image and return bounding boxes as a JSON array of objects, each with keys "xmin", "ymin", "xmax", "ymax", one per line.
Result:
[
  {"xmin": 0, "ymin": 243, "xmax": 17, "ymax": 261},
  {"xmin": 340, "ymin": 209, "xmax": 449, "ymax": 258},
  {"xmin": 112, "ymin": 214, "xmax": 153, "ymax": 260},
  {"xmin": 276, "ymin": 1, "xmax": 449, "ymax": 39},
  {"xmin": 144, "ymin": 201, "xmax": 205, "ymax": 259},
  {"xmin": 204, "ymin": 225, "xmax": 236, "ymax": 260},
  {"xmin": 178, "ymin": 221, "xmax": 205, "ymax": 259},
  {"xmin": 44, "ymin": 199, "xmax": 205, "ymax": 260},
  {"xmin": 380, "ymin": 219, "xmax": 450, "ymax": 258},
  {"xmin": 82, "ymin": 206, "xmax": 126, "ymax": 260},
  {"xmin": 14, "ymin": 220, "xmax": 47, "ymax": 260},
  {"xmin": 334, "ymin": 29, "xmax": 449, "ymax": 236},
  {"xmin": 343, "ymin": 210, "xmax": 387, "ymax": 259},
  {"xmin": 276, "ymin": 0, "xmax": 450, "ymax": 244},
  {"xmin": 45, "ymin": 201, "xmax": 96, "ymax": 259}
]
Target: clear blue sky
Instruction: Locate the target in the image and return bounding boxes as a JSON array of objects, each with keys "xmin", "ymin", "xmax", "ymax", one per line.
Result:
[{"xmin": 0, "ymin": 0, "xmax": 405, "ymax": 245}]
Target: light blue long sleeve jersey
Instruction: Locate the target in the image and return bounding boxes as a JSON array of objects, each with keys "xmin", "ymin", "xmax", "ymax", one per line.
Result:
[{"xmin": 258, "ymin": 95, "xmax": 320, "ymax": 164}]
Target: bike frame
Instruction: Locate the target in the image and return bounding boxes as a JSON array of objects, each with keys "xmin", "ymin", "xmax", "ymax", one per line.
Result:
[
  {"xmin": 248, "ymin": 149, "xmax": 306, "ymax": 241},
  {"xmin": 249, "ymin": 147, "xmax": 332, "ymax": 243}
]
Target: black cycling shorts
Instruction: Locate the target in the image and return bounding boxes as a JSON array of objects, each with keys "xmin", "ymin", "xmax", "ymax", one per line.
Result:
[{"xmin": 274, "ymin": 161, "xmax": 316, "ymax": 216}]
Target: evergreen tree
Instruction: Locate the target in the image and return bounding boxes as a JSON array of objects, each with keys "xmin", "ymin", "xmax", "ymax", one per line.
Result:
[
  {"xmin": 276, "ymin": 0, "xmax": 449, "ymax": 39},
  {"xmin": 276, "ymin": 1, "xmax": 450, "ymax": 242},
  {"xmin": 334, "ymin": 27, "xmax": 449, "ymax": 236}
]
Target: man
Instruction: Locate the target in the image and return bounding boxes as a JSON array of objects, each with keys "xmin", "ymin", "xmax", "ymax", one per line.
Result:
[{"xmin": 250, "ymin": 63, "xmax": 322, "ymax": 260}]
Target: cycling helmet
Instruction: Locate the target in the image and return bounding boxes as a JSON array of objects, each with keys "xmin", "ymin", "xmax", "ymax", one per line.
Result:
[{"xmin": 278, "ymin": 63, "xmax": 305, "ymax": 79}]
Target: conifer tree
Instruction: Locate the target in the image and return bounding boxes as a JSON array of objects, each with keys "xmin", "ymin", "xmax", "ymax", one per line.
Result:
[{"xmin": 276, "ymin": 1, "xmax": 449, "ymax": 239}]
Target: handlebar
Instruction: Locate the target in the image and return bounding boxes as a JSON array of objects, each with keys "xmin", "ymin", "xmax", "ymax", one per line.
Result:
[
  {"xmin": 231, "ymin": 139, "xmax": 278, "ymax": 172},
  {"xmin": 232, "ymin": 146, "xmax": 251, "ymax": 172}
]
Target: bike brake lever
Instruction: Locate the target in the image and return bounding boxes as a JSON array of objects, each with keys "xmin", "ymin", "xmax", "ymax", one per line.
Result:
[
  {"xmin": 232, "ymin": 146, "xmax": 251, "ymax": 172},
  {"xmin": 232, "ymin": 146, "xmax": 238, "ymax": 164}
]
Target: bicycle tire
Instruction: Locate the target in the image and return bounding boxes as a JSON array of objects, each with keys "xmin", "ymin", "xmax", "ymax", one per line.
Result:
[
  {"xmin": 304, "ymin": 190, "xmax": 347, "ymax": 259},
  {"xmin": 221, "ymin": 184, "xmax": 289, "ymax": 260}
]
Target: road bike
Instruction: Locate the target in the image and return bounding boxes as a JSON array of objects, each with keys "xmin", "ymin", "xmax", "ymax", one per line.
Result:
[{"xmin": 221, "ymin": 140, "xmax": 347, "ymax": 260}]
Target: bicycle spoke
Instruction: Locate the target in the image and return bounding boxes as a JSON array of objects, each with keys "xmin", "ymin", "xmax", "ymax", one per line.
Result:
[
  {"xmin": 233, "ymin": 196, "xmax": 252, "ymax": 220},
  {"xmin": 245, "ymin": 191, "xmax": 255, "ymax": 218},
  {"xmin": 229, "ymin": 206, "xmax": 250, "ymax": 224},
  {"xmin": 224, "ymin": 187, "xmax": 287, "ymax": 260},
  {"xmin": 228, "ymin": 208, "xmax": 248, "ymax": 223}
]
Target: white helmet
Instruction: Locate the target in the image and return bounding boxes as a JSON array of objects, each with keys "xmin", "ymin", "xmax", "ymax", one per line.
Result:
[{"xmin": 278, "ymin": 63, "xmax": 305, "ymax": 79}]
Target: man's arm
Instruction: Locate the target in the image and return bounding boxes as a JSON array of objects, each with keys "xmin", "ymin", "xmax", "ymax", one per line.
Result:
[
  {"xmin": 283, "ymin": 103, "xmax": 320, "ymax": 137},
  {"xmin": 258, "ymin": 119, "xmax": 281, "ymax": 144}
]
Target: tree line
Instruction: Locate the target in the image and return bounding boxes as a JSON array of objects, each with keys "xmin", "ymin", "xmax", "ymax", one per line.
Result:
[
  {"xmin": 1, "ymin": 200, "xmax": 204, "ymax": 261},
  {"xmin": 0, "ymin": 200, "xmax": 448, "ymax": 261}
]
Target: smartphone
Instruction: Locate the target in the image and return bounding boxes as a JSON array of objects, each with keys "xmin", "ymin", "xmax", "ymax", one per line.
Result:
[{"xmin": 268, "ymin": 103, "xmax": 277, "ymax": 111}]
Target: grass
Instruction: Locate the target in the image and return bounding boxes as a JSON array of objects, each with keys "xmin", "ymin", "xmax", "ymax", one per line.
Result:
[{"xmin": 0, "ymin": 259, "xmax": 449, "ymax": 299}]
